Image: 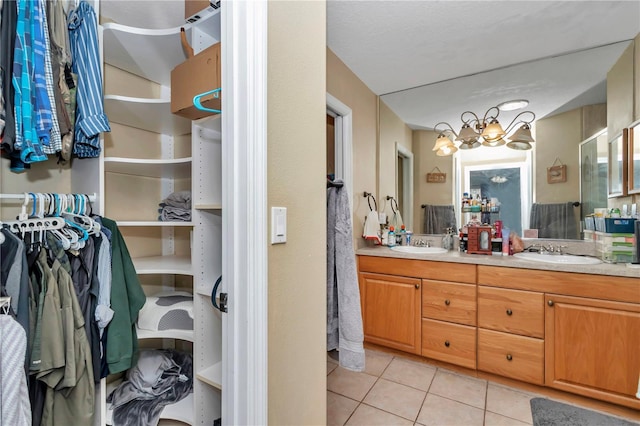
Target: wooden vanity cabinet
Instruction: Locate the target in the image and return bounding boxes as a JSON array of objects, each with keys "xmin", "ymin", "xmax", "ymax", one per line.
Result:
[
  {"xmin": 545, "ymin": 294, "xmax": 640, "ymax": 409},
  {"xmin": 358, "ymin": 272, "xmax": 422, "ymax": 354},
  {"xmin": 422, "ymin": 280, "xmax": 477, "ymax": 369},
  {"xmin": 477, "ymin": 286, "xmax": 545, "ymax": 384}
]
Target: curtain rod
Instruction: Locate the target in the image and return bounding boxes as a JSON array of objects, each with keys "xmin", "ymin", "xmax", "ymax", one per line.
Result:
[{"xmin": 0, "ymin": 192, "xmax": 97, "ymax": 201}]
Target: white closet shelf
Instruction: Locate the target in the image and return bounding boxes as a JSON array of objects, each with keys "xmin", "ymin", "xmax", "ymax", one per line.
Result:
[
  {"xmin": 133, "ymin": 255, "xmax": 192, "ymax": 275},
  {"xmin": 197, "ymin": 362, "xmax": 222, "ymax": 390},
  {"xmin": 194, "ymin": 203, "xmax": 222, "ymax": 210},
  {"xmin": 195, "ymin": 114, "xmax": 222, "ymax": 138},
  {"xmin": 102, "ymin": 23, "xmax": 187, "ymax": 87},
  {"xmin": 106, "ymin": 391, "xmax": 194, "ymax": 425},
  {"xmin": 104, "ymin": 95, "xmax": 191, "ymax": 136},
  {"xmin": 104, "ymin": 156, "xmax": 192, "ymax": 179},
  {"xmin": 116, "ymin": 221, "xmax": 194, "ymax": 227},
  {"xmin": 136, "ymin": 326, "xmax": 194, "ymax": 342}
]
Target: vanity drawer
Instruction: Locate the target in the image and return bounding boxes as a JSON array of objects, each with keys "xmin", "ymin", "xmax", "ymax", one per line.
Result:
[
  {"xmin": 478, "ymin": 286, "xmax": 544, "ymax": 338},
  {"xmin": 478, "ymin": 328, "xmax": 544, "ymax": 385},
  {"xmin": 422, "ymin": 280, "xmax": 477, "ymax": 326},
  {"xmin": 422, "ymin": 318, "xmax": 476, "ymax": 369}
]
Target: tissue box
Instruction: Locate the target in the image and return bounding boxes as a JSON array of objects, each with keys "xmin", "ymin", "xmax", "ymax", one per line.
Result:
[{"xmin": 171, "ymin": 43, "xmax": 221, "ymax": 120}]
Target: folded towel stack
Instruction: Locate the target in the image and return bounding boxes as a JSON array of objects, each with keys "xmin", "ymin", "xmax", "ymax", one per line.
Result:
[
  {"xmin": 362, "ymin": 210, "xmax": 381, "ymax": 244},
  {"xmin": 158, "ymin": 191, "xmax": 192, "ymax": 222}
]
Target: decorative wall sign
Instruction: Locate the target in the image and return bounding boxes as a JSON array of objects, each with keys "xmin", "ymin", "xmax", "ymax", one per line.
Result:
[
  {"xmin": 547, "ymin": 158, "xmax": 567, "ymax": 184},
  {"xmin": 427, "ymin": 166, "xmax": 446, "ymax": 183}
]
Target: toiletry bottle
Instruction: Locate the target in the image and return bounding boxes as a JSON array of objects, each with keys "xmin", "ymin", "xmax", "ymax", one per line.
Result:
[
  {"xmin": 501, "ymin": 228, "xmax": 510, "ymax": 255},
  {"xmin": 406, "ymin": 230, "xmax": 413, "ymax": 246},
  {"xmin": 388, "ymin": 226, "xmax": 396, "ymax": 247},
  {"xmin": 400, "ymin": 225, "xmax": 407, "ymax": 245}
]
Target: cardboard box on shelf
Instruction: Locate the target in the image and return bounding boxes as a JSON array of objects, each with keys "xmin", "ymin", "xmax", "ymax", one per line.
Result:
[
  {"xmin": 185, "ymin": 0, "xmax": 212, "ymax": 20},
  {"xmin": 171, "ymin": 43, "xmax": 221, "ymax": 120}
]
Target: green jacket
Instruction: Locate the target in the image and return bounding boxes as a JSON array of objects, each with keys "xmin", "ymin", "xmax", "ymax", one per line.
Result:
[{"xmin": 101, "ymin": 217, "xmax": 146, "ymax": 374}]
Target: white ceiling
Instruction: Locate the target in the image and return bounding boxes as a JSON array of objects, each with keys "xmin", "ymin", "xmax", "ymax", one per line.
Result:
[
  {"xmin": 327, "ymin": 0, "xmax": 640, "ymax": 130},
  {"xmin": 100, "ymin": 1, "xmax": 640, "ymax": 132}
]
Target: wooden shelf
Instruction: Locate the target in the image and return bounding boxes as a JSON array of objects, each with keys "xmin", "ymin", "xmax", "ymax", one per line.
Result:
[
  {"xmin": 107, "ymin": 389, "xmax": 194, "ymax": 425},
  {"xmin": 195, "ymin": 203, "xmax": 222, "ymax": 210},
  {"xmin": 197, "ymin": 362, "xmax": 222, "ymax": 390},
  {"xmin": 102, "ymin": 23, "xmax": 187, "ymax": 86},
  {"xmin": 116, "ymin": 221, "xmax": 194, "ymax": 227},
  {"xmin": 136, "ymin": 326, "xmax": 194, "ymax": 342},
  {"xmin": 133, "ymin": 255, "xmax": 192, "ymax": 275},
  {"xmin": 104, "ymin": 156, "xmax": 192, "ymax": 179},
  {"xmin": 104, "ymin": 95, "xmax": 191, "ymax": 136}
]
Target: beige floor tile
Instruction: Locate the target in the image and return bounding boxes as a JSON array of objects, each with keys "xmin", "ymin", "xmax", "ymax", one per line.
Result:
[
  {"xmin": 327, "ymin": 391, "xmax": 359, "ymax": 426},
  {"xmin": 484, "ymin": 411, "xmax": 531, "ymax": 426},
  {"xmin": 486, "ymin": 383, "xmax": 535, "ymax": 424},
  {"xmin": 381, "ymin": 358, "xmax": 437, "ymax": 392},
  {"xmin": 364, "ymin": 349, "xmax": 394, "ymax": 376},
  {"xmin": 428, "ymin": 369, "xmax": 487, "ymax": 409},
  {"xmin": 416, "ymin": 393, "xmax": 484, "ymax": 426},
  {"xmin": 328, "ymin": 361, "xmax": 338, "ymax": 375},
  {"xmin": 328, "ymin": 350, "xmax": 339, "ymax": 364},
  {"xmin": 327, "ymin": 367, "xmax": 378, "ymax": 401},
  {"xmin": 346, "ymin": 404, "xmax": 414, "ymax": 426},
  {"xmin": 363, "ymin": 378, "xmax": 427, "ymax": 421}
]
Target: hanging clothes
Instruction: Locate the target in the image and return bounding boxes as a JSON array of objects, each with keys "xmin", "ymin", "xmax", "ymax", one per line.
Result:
[
  {"xmin": 67, "ymin": 0, "xmax": 110, "ymax": 158},
  {"xmin": 0, "ymin": 227, "xmax": 29, "ymax": 338},
  {"xmin": 327, "ymin": 181, "xmax": 365, "ymax": 372},
  {"xmin": 1, "ymin": 0, "xmax": 18, "ymax": 159},
  {"xmin": 0, "ymin": 314, "xmax": 32, "ymax": 426}
]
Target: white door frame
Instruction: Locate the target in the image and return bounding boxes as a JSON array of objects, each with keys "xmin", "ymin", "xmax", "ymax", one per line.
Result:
[
  {"xmin": 221, "ymin": 1, "xmax": 268, "ymax": 424},
  {"xmin": 395, "ymin": 143, "xmax": 414, "ymax": 231},
  {"xmin": 327, "ymin": 93, "xmax": 353, "ymax": 213}
]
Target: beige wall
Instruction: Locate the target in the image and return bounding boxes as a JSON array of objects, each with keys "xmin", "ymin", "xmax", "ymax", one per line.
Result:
[
  {"xmin": 607, "ymin": 35, "xmax": 639, "ymax": 209},
  {"xmin": 379, "ymin": 100, "xmax": 413, "ymax": 227},
  {"xmin": 535, "ymin": 109, "xmax": 583, "ymax": 203},
  {"xmin": 412, "ymin": 130, "xmax": 454, "ymax": 233},
  {"xmin": 267, "ymin": 1, "xmax": 327, "ymax": 424},
  {"xmin": 327, "ymin": 48, "xmax": 378, "ymax": 248}
]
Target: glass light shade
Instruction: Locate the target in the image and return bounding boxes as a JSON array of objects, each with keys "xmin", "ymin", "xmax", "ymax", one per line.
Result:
[
  {"xmin": 481, "ymin": 120, "xmax": 506, "ymax": 141},
  {"xmin": 508, "ymin": 124, "xmax": 535, "ymax": 143},
  {"xmin": 506, "ymin": 140, "xmax": 532, "ymax": 150},
  {"xmin": 456, "ymin": 123, "xmax": 481, "ymax": 143},
  {"xmin": 482, "ymin": 137, "xmax": 506, "ymax": 147},
  {"xmin": 458, "ymin": 140, "xmax": 481, "ymax": 150},
  {"xmin": 432, "ymin": 134, "xmax": 458, "ymax": 156}
]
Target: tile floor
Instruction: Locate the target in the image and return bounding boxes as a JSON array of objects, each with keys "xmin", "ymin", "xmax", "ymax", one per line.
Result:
[{"xmin": 327, "ymin": 349, "xmax": 638, "ymax": 426}]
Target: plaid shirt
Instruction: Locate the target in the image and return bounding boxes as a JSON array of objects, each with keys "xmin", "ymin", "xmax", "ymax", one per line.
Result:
[
  {"xmin": 39, "ymin": 0, "xmax": 62, "ymax": 154},
  {"xmin": 68, "ymin": 1, "xmax": 110, "ymax": 158},
  {"xmin": 32, "ymin": 0, "xmax": 53, "ymax": 148}
]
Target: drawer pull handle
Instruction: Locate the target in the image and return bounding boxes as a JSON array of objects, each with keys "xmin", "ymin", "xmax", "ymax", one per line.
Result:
[
  {"xmin": 415, "ymin": 284, "xmax": 420, "ymax": 289},
  {"xmin": 444, "ymin": 299, "xmax": 451, "ymax": 306},
  {"xmin": 506, "ymin": 354, "xmax": 513, "ymax": 361},
  {"xmin": 548, "ymin": 300, "xmax": 554, "ymax": 307},
  {"xmin": 506, "ymin": 309, "xmax": 513, "ymax": 316},
  {"xmin": 444, "ymin": 340, "xmax": 450, "ymax": 347}
]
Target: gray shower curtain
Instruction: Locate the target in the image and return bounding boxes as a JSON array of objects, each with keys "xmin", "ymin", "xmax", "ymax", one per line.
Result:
[
  {"xmin": 529, "ymin": 202, "xmax": 578, "ymax": 239},
  {"xmin": 423, "ymin": 205, "xmax": 457, "ymax": 234}
]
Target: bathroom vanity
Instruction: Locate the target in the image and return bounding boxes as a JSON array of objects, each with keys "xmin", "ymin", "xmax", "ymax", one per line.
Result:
[{"xmin": 357, "ymin": 249, "xmax": 640, "ymax": 410}]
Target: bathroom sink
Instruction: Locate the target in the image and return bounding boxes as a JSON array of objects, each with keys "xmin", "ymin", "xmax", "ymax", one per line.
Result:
[
  {"xmin": 513, "ymin": 252, "xmax": 601, "ymax": 265},
  {"xmin": 390, "ymin": 246, "xmax": 448, "ymax": 254}
]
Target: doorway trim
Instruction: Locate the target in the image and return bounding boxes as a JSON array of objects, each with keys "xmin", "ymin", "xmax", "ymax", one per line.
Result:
[
  {"xmin": 395, "ymin": 142, "xmax": 414, "ymax": 231},
  {"xmin": 221, "ymin": 1, "xmax": 268, "ymax": 424},
  {"xmin": 327, "ymin": 93, "xmax": 353, "ymax": 213}
]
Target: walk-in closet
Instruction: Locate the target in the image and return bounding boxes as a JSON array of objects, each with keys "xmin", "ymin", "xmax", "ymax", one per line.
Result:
[{"xmin": 1, "ymin": 0, "xmax": 224, "ymax": 424}]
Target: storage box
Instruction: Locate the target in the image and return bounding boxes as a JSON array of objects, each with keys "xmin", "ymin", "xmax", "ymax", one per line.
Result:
[
  {"xmin": 171, "ymin": 43, "xmax": 221, "ymax": 120},
  {"xmin": 185, "ymin": 0, "xmax": 219, "ymax": 21},
  {"xmin": 594, "ymin": 217, "xmax": 636, "ymax": 233}
]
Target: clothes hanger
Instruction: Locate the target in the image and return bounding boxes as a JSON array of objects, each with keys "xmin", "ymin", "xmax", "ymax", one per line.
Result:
[
  {"xmin": 38, "ymin": 193, "xmax": 71, "ymax": 250},
  {"xmin": 0, "ymin": 297, "xmax": 11, "ymax": 315}
]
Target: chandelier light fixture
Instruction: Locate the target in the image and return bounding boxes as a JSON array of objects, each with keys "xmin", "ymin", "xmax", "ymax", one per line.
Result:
[{"xmin": 432, "ymin": 104, "xmax": 536, "ymax": 156}]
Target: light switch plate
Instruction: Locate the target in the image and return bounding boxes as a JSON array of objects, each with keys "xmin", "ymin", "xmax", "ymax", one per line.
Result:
[{"xmin": 271, "ymin": 207, "xmax": 287, "ymax": 244}]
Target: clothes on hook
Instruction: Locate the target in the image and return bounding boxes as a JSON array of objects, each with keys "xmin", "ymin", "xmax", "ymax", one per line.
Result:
[
  {"xmin": 0, "ymin": 202, "xmax": 145, "ymax": 426},
  {"xmin": 0, "ymin": 0, "xmax": 108, "ymax": 172}
]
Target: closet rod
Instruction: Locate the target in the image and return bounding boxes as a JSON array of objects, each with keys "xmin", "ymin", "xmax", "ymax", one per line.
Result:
[{"xmin": 0, "ymin": 192, "xmax": 97, "ymax": 201}]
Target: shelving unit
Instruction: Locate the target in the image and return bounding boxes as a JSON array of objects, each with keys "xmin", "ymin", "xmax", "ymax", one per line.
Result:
[{"xmin": 101, "ymin": 3, "xmax": 223, "ymax": 424}]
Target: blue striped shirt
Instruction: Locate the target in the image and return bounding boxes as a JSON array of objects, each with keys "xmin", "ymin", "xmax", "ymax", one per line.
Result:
[
  {"xmin": 68, "ymin": 1, "xmax": 110, "ymax": 158},
  {"xmin": 32, "ymin": 0, "xmax": 53, "ymax": 147}
]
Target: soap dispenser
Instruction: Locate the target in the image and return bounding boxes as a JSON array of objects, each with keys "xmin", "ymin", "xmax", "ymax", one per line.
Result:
[{"xmin": 388, "ymin": 226, "xmax": 396, "ymax": 247}]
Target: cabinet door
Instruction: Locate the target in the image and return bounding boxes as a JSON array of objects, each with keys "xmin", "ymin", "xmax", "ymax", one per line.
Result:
[
  {"xmin": 545, "ymin": 294, "xmax": 640, "ymax": 410},
  {"xmin": 359, "ymin": 273, "xmax": 422, "ymax": 355}
]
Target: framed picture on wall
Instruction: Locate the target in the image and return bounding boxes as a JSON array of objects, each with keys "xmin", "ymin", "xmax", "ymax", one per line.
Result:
[
  {"xmin": 607, "ymin": 129, "xmax": 628, "ymax": 198},
  {"xmin": 627, "ymin": 120, "xmax": 640, "ymax": 195}
]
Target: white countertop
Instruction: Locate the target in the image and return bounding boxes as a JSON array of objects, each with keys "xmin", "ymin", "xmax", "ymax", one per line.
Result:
[{"xmin": 357, "ymin": 247, "xmax": 640, "ymax": 279}]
